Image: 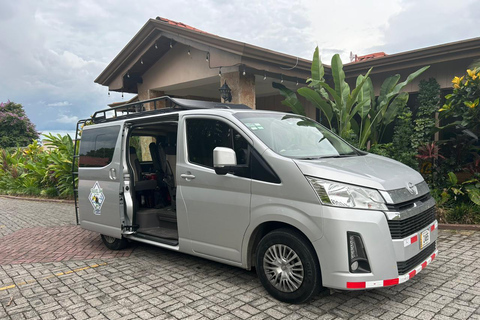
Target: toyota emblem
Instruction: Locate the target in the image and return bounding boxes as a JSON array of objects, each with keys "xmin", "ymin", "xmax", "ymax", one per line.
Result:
[{"xmin": 406, "ymin": 182, "xmax": 418, "ymax": 195}]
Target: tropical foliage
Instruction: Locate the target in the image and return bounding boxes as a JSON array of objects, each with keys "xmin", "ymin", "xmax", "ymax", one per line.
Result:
[
  {"xmin": 0, "ymin": 134, "xmax": 75, "ymax": 198},
  {"xmin": 273, "ymin": 47, "xmax": 429, "ymax": 149}
]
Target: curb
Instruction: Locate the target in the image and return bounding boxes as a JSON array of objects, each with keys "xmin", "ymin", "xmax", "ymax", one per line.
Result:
[
  {"xmin": 438, "ymin": 223, "xmax": 480, "ymax": 231},
  {"xmin": 0, "ymin": 195, "xmax": 74, "ymax": 204}
]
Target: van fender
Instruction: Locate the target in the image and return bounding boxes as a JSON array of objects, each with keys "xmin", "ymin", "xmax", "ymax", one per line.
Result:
[{"xmin": 241, "ymin": 203, "xmax": 323, "ymax": 269}]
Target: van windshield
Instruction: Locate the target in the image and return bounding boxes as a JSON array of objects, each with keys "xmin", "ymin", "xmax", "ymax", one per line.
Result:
[{"xmin": 234, "ymin": 113, "xmax": 360, "ymax": 159}]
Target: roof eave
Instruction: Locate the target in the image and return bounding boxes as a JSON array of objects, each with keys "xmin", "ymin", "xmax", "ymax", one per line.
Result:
[
  {"xmin": 344, "ymin": 37, "xmax": 480, "ymax": 76},
  {"xmin": 95, "ymin": 18, "xmax": 324, "ymax": 87}
]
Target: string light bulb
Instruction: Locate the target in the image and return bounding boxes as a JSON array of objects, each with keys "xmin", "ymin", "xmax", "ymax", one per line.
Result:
[
  {"xmin": 140, "ymin": 58, "xmax": 144, "ymax": 65},
  {"xmin": 218, "ymin": 67, "xmax": 222, "ymax": 77},
  {"xmin": 281, "ymin": 75, "xmax": 284, "ymax": 83},
  {"xmin": 169, "ymin": 41, "xmax": 173, "ymax": 48},
  {"xmin": 154, "ymin": 43, "xmax": 158, "ymax": 49},
  {"xmin": 206, "ymin": 52, "xmax": 209, "ymax": 62},
  {"xmin": 296, "ymin": 78, "xmax": 299, "ymax": 86},
  {"xmin": 127, "ymin": 72, "xmax": 130, "ymax": 78},
  {"xmin": 188, "ymin": 47, "xmax": 191, "ymax": 55},
  {"xmin": 263, "ymin": 73, "xmax": 267, "ymax": 80},
  {"xmin": 242, "ymin": 66, "xmax": 246, "ymax": 76}
]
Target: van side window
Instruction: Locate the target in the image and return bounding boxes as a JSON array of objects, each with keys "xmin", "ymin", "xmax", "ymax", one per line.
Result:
[
  {"xmin": 79, "ymin": 126, "xmax": 120, "ymax": 167},
  {"xmin": 186, "ymin": 119, "xmax": 248, "ymax": 168},
  {"xmin": 250, "ymin": 149, "xmax": 281, "ymax": 184}
]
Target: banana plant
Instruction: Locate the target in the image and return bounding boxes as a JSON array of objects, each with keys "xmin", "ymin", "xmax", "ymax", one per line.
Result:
[
  {"xmin": 273, "ymin": 47, "xmax": 372, "ymax": 141},
  {"xmin": 358, "ymin": 66, "xmax": 430, "ymax": 148},
  {"xmin": 273, "ymin": 46, "xmax": 429, "ymax": 148}
]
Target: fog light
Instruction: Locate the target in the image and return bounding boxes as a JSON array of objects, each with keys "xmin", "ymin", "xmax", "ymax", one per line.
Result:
[
  {"xmin": 347, "ymin": 232, "xmax": 371, "ymax": 273},
  {"xmin": 351, "ymin": 261, "xmax": 359, "ymax": 271}
]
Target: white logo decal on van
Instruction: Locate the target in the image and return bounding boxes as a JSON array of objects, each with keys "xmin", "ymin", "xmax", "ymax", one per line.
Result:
[{"xmin": 89, "ymin": 181, "xmax": 105, "ymax": 215}]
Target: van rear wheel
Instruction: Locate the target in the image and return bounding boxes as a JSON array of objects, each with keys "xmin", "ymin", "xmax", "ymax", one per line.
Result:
[
  {"xmin": 101, "ymin": 235, "xmax": 128, "ymax": 250},
  {"xmin": 256, "ymin": 229, "xmax": 321, "ymax": 304}
]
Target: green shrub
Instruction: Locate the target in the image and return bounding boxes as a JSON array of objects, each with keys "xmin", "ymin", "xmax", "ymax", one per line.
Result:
[
  {"xmin": 41, "ymin": 187, "xmax": 59, "ymax": 198},
  {"xmin": 0, "ymin": 134, "xmax": 74, "ymax": 199},
  {"xmin": 438, "ymin": 202, "xmax": 480, "ymax": 224}
]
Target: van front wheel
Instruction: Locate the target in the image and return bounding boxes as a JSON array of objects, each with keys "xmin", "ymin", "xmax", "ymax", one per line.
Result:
[
  {"xmin": 101, "ymin": 235, "xmax": 128, "ymax": 250},
  {"xmin": 256, "ymin": 229, "xmax": 321, "ymax": 304}
]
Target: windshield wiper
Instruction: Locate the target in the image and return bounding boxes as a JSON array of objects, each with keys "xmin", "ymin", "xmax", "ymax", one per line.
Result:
[
  {"xmin": 297, "ymin": 157, "xmax": 323, "ymax": 160},
  {"xmin": 296, "ymin": 154, "xmax": 356, "ymax": 160},
  {"xmin": 320, "ymin": 154, "xmax": 358, "ymax": 159}
]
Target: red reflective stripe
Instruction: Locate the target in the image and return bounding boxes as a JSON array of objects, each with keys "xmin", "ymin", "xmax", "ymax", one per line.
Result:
[
  {"xmin": 430, "ymin": 224, "xmax": 435, "ymax": 231},
  {"xmin": 409, "ymin": 270, "xmax": 416, "ymax": 278},
  {"xmin": 431, "ymin": 253, "xmax": 436, "ymax": 260},
  {"xmin": 383, "ymin": 278, "xmax": 399, "ymax": 286},
  {"xmin": 421, "ymin": 261, "xmax": 427, "ymax": 269},
  {"xmin": 347, "ymin": 282, "xmax": 366, "ymax": 289},
  {"xmin": 411, "ymin": 235, "xmax": 418, "ymax": 243}
]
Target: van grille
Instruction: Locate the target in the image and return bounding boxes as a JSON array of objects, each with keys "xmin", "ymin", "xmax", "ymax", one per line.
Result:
[
  {"xmin": 388, "ymin": 206, "xmax": 436, "ymax": 239},
  {"xmin": 397, "ymin": 241, "xmax": 436, "ymax": 275}
]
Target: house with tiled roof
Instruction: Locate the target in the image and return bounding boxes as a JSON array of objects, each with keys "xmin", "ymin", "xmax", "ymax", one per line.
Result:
[{"xmin": 96, "ymin": 17, "xmax": 480, "ymax": 119}]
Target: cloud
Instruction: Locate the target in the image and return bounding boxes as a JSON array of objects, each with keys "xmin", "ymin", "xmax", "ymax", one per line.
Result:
[
  {"xmin": 47, "ymin": 101, "xmax": 71, "ymax": 107},
  {"xmin": 56, "ymin": 115, "xmax": 79, "ymax": 124},
  {"xmin": 364, "ymin": 0, "xmax": 480, "ymax": 55},
  {"xmin": 303, "ymin": 0, "xmax": 403, "ymax": 62}
]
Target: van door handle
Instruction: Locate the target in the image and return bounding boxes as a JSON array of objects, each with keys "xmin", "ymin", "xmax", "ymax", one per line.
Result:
[
  {"xmin": 180, "ymin": 173, "xmax": 196, "ymax": 181},
  {"xmin": 109, "ymin": 168, "xmax": 117, "ymax": 180}
]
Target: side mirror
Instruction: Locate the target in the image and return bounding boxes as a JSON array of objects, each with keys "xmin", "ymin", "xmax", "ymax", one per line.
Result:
[{"xmin": 213, "ymin": 147, "xmax": 237, "ymax": 175}]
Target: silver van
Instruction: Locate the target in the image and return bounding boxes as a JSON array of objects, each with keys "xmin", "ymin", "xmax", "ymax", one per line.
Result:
[{"xmin": 74, "ymin": 96, "xmax": 438, "ymax": 303}]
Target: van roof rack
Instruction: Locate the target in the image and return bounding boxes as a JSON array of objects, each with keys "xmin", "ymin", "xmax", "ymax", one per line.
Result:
[{"xmin": 91, "ymin": 96, "xmax": 251, "ymax": 123}]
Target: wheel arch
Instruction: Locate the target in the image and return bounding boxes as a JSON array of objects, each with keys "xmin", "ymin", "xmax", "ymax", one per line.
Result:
[{"xmin": 245, "ymin": 221, "xmax": 321, "ymax": 271}]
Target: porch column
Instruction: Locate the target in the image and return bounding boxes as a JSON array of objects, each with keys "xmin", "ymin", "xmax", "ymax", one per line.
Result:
[
  {"xmin": 138, "ymin": 89, "xmax": 165, "ymax": 161},
  {"xmin": 220, "ymin": 71, "xmax": 256, "ymax": 109}
]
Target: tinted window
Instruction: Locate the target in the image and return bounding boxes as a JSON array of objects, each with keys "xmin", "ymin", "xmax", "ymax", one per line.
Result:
[
  {"xmin": 79, "ymin": 126, "xmax": 120, "ymax": 167},
  {"xmin": 250, "ymin": 149, "xmax": 281, "ymax": 183},
  {"xmin": 186, "ymin": 119, "xmax": 248, "ymax": 168}
]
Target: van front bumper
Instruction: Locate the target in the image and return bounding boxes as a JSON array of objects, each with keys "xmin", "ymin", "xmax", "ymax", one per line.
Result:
[{"xmin": 312, "ymin": 205, "xmax": 438, "ymax": 290}]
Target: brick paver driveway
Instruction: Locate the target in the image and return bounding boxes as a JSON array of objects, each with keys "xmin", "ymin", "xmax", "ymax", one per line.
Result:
[{"xmin": 0, "ymin": 197, "xmax": 479, "ymax": 320}]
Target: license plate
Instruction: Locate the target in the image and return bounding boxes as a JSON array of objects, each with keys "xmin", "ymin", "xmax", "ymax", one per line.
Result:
[{"xmin": 420, "ymin": 229, "xmax": 430, "ymax": 249}]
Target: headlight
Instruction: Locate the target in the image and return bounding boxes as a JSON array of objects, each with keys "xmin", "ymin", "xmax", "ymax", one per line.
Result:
[{"xmin": 306, "ymin": 177, "xmax": 387, "ymax": 210}]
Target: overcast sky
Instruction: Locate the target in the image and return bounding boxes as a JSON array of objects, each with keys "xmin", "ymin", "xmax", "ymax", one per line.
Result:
[{"xmin": 1, "ymin": 0, "xmax": 479, "ymax": 134}]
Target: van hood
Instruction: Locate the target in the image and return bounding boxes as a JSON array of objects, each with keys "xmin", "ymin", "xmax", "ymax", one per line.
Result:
[{"xmin": 293, "ymin": 153, "xmax": 424, "ymax": 191}]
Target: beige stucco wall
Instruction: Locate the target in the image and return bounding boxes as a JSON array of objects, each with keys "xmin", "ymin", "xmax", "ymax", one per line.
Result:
[
  {"xmin": 256, "ymin": 94, "xmax": 316, "ymax": 120},
  {"xmin": 138, "ymin": 44, "xmax": 240, "ymax": 93}
]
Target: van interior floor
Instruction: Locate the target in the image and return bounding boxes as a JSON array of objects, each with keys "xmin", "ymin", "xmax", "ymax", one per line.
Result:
[
  {"xmin": 136, "ymin": 206, "xmax": 178, "ymax": 240},
  {"xmin": 137, "ymin": 221, "xmax": 178, "ymax": 239}
]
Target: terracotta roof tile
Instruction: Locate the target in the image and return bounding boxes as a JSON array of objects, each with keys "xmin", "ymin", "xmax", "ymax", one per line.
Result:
[
  {"xmin": 354, "ymin": 52, "xmax": 387, "ymax": 63},
  {"xmin": 156, "ymin": 16, "xmax": 210, "ymax": 34}
]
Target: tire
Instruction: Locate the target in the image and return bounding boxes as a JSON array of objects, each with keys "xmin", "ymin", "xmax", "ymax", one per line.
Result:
[
  {"xmin": 256, "ymin": 228, "xmax": 321, "ymax": 304},
  {"xmin": 101, "ymin": 234, "xmax": 128, "ymax": 250}
]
